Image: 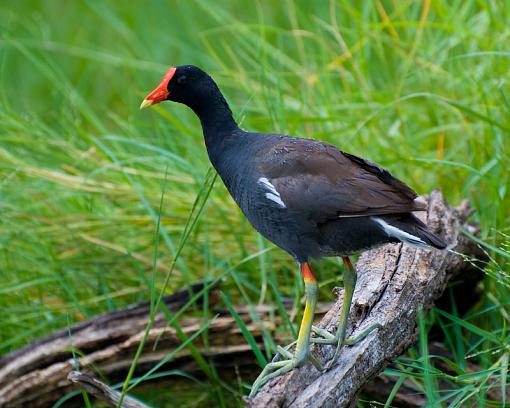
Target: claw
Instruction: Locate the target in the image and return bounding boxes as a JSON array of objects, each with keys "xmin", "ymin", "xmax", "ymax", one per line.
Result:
[
  {"xmin": 310, "ymin": 325, "xmax": 335, "ymax": 341},
  {"xmin": 248, "ymin": 260, "xmax": 383, "ymax": 397},
  {"xmin": 249, "ymin": 356, "xmax": 300, "ymax": 397},
  {"xmin": 310, "ymin": 322, "xmax": 383, "ymax": 369},
  {"xmin": 250, "ymin": 262, "xmax": 321, "ymax": 397},
  {"xmin": 250, "ymin": 341, "xmax": 324, "ymax": 397}
]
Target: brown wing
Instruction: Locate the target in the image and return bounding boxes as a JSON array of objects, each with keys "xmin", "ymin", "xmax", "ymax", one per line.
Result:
[{"xmin": 257, "ymin": 138, "xmax": 425, "ymax": 224}]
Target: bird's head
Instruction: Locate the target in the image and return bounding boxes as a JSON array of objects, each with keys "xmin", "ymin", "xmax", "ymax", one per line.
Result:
[{"xmin": 140, "ymin": 65, "xmax": 215, "ymax": 110}]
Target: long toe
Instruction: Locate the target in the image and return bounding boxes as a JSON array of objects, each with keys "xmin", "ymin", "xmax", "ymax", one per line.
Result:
[
  {"xmin": 249, "ymin": 357, "xmax": 299, "ymax": 397},
  {"xmin": 249, "ymin": 345, "xmax": 324, "ymax": 397},
  {"xmin": 323, "ymin": 322, "xmax": 383, "ymax": 370},
  {"xmin": 310, "ymin": 325, "xmax": 337, "ymax": 344}
]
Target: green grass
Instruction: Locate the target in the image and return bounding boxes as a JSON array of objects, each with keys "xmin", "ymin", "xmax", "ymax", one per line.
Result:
[{"xmin": 0, "ymin": 1, "xmax": 509, "ymax": 406}]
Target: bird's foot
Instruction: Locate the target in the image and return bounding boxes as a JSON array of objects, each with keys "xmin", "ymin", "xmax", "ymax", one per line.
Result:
[
  {"xmin": 249, "ymin": 344, "xmax": 323, "ymax": 397},
  {"xmin": 310, "ymin": 323, "xmax": 382, "ymax": 370}
]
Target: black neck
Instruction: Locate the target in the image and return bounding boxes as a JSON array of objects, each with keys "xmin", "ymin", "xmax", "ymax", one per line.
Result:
[{"xmin": 188, "ymin": 89, "xmax": 238, "ymax": 147}]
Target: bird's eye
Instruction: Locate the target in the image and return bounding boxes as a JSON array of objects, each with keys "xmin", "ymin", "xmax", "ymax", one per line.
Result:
[{"xmin": 177, "ymin": 75, "xmax": 187, "ymax": 84}]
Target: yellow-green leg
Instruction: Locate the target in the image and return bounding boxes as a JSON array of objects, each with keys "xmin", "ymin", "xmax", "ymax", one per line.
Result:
[
  {"xmin": 249, "ymin": 262, "xmax": 321, "ymax": 397},
  {"xmin": 310, "ymin": 256, "xmax": 381, "ymax": 370}
]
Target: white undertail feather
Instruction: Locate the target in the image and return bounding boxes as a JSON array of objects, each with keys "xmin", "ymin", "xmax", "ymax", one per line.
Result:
[
  {"xmin": 258, "ymin": 177, "xmax": 286, "ymax": 208},
  {"xmin": 372, "ymin": 217, "xmax": 429, "ymax": 248}
]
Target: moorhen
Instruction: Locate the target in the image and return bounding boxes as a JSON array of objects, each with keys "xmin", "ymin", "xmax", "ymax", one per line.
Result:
[{"xmin": 140, "ymin": 65, "xmax": 446, "ymax": 395}]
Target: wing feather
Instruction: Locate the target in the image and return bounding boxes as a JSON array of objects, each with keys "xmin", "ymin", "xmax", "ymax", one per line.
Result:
[{"xmin": 257, "ymin": 138, "xmax": 424, "ymax": 224}]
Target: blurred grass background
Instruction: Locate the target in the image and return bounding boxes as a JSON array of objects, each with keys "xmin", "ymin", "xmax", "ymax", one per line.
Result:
[{"xmin": 0, "ymin": 0, "xmax": 509, "ymax": 406}]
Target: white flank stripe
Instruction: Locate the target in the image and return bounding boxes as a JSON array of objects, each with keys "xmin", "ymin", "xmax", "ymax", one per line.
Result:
[
  {"xmin": 372, "ymin": 217, "xmax": 428, "ymax": 248},
  {"xmin": 258, "ymin": 177, "xmax": 278, "ymax": 195},
  {"xmin": 265, "ymin": 192, "xmax": 285, "ymax": 207},
  {"xmin": 258, "ymin": 177, "xmax": 285, "ymax": 208}
]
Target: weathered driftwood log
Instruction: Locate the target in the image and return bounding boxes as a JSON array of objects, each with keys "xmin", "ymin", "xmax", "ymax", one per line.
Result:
[
  {"xmin": 0, "ymin": 280, "xmax": 330, "ymax": 407},
  {"xmin": 0, "ymin": 190, "xmax": 484, "ymax": 407},
  {"xmin": 67, "ymin": 371, "xmax": 149, "ymax": 408},
  {"xmin": 0, "ymin": 282, "xmax": 223, "ymax": 407},
  {"xmin": 246, "ymin": 190, "xmax": 485, "ymax": 407}
]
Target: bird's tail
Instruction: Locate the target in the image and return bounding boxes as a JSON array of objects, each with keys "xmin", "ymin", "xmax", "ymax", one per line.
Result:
[{"xmin": 372, "ymin": 214, "xmax": 447, "ymax": 249}]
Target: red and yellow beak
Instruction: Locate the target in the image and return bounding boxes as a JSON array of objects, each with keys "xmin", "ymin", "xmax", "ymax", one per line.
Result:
[{"xmin": 140, "ymin": 67, "xmax": 176, "ymax": 110}]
